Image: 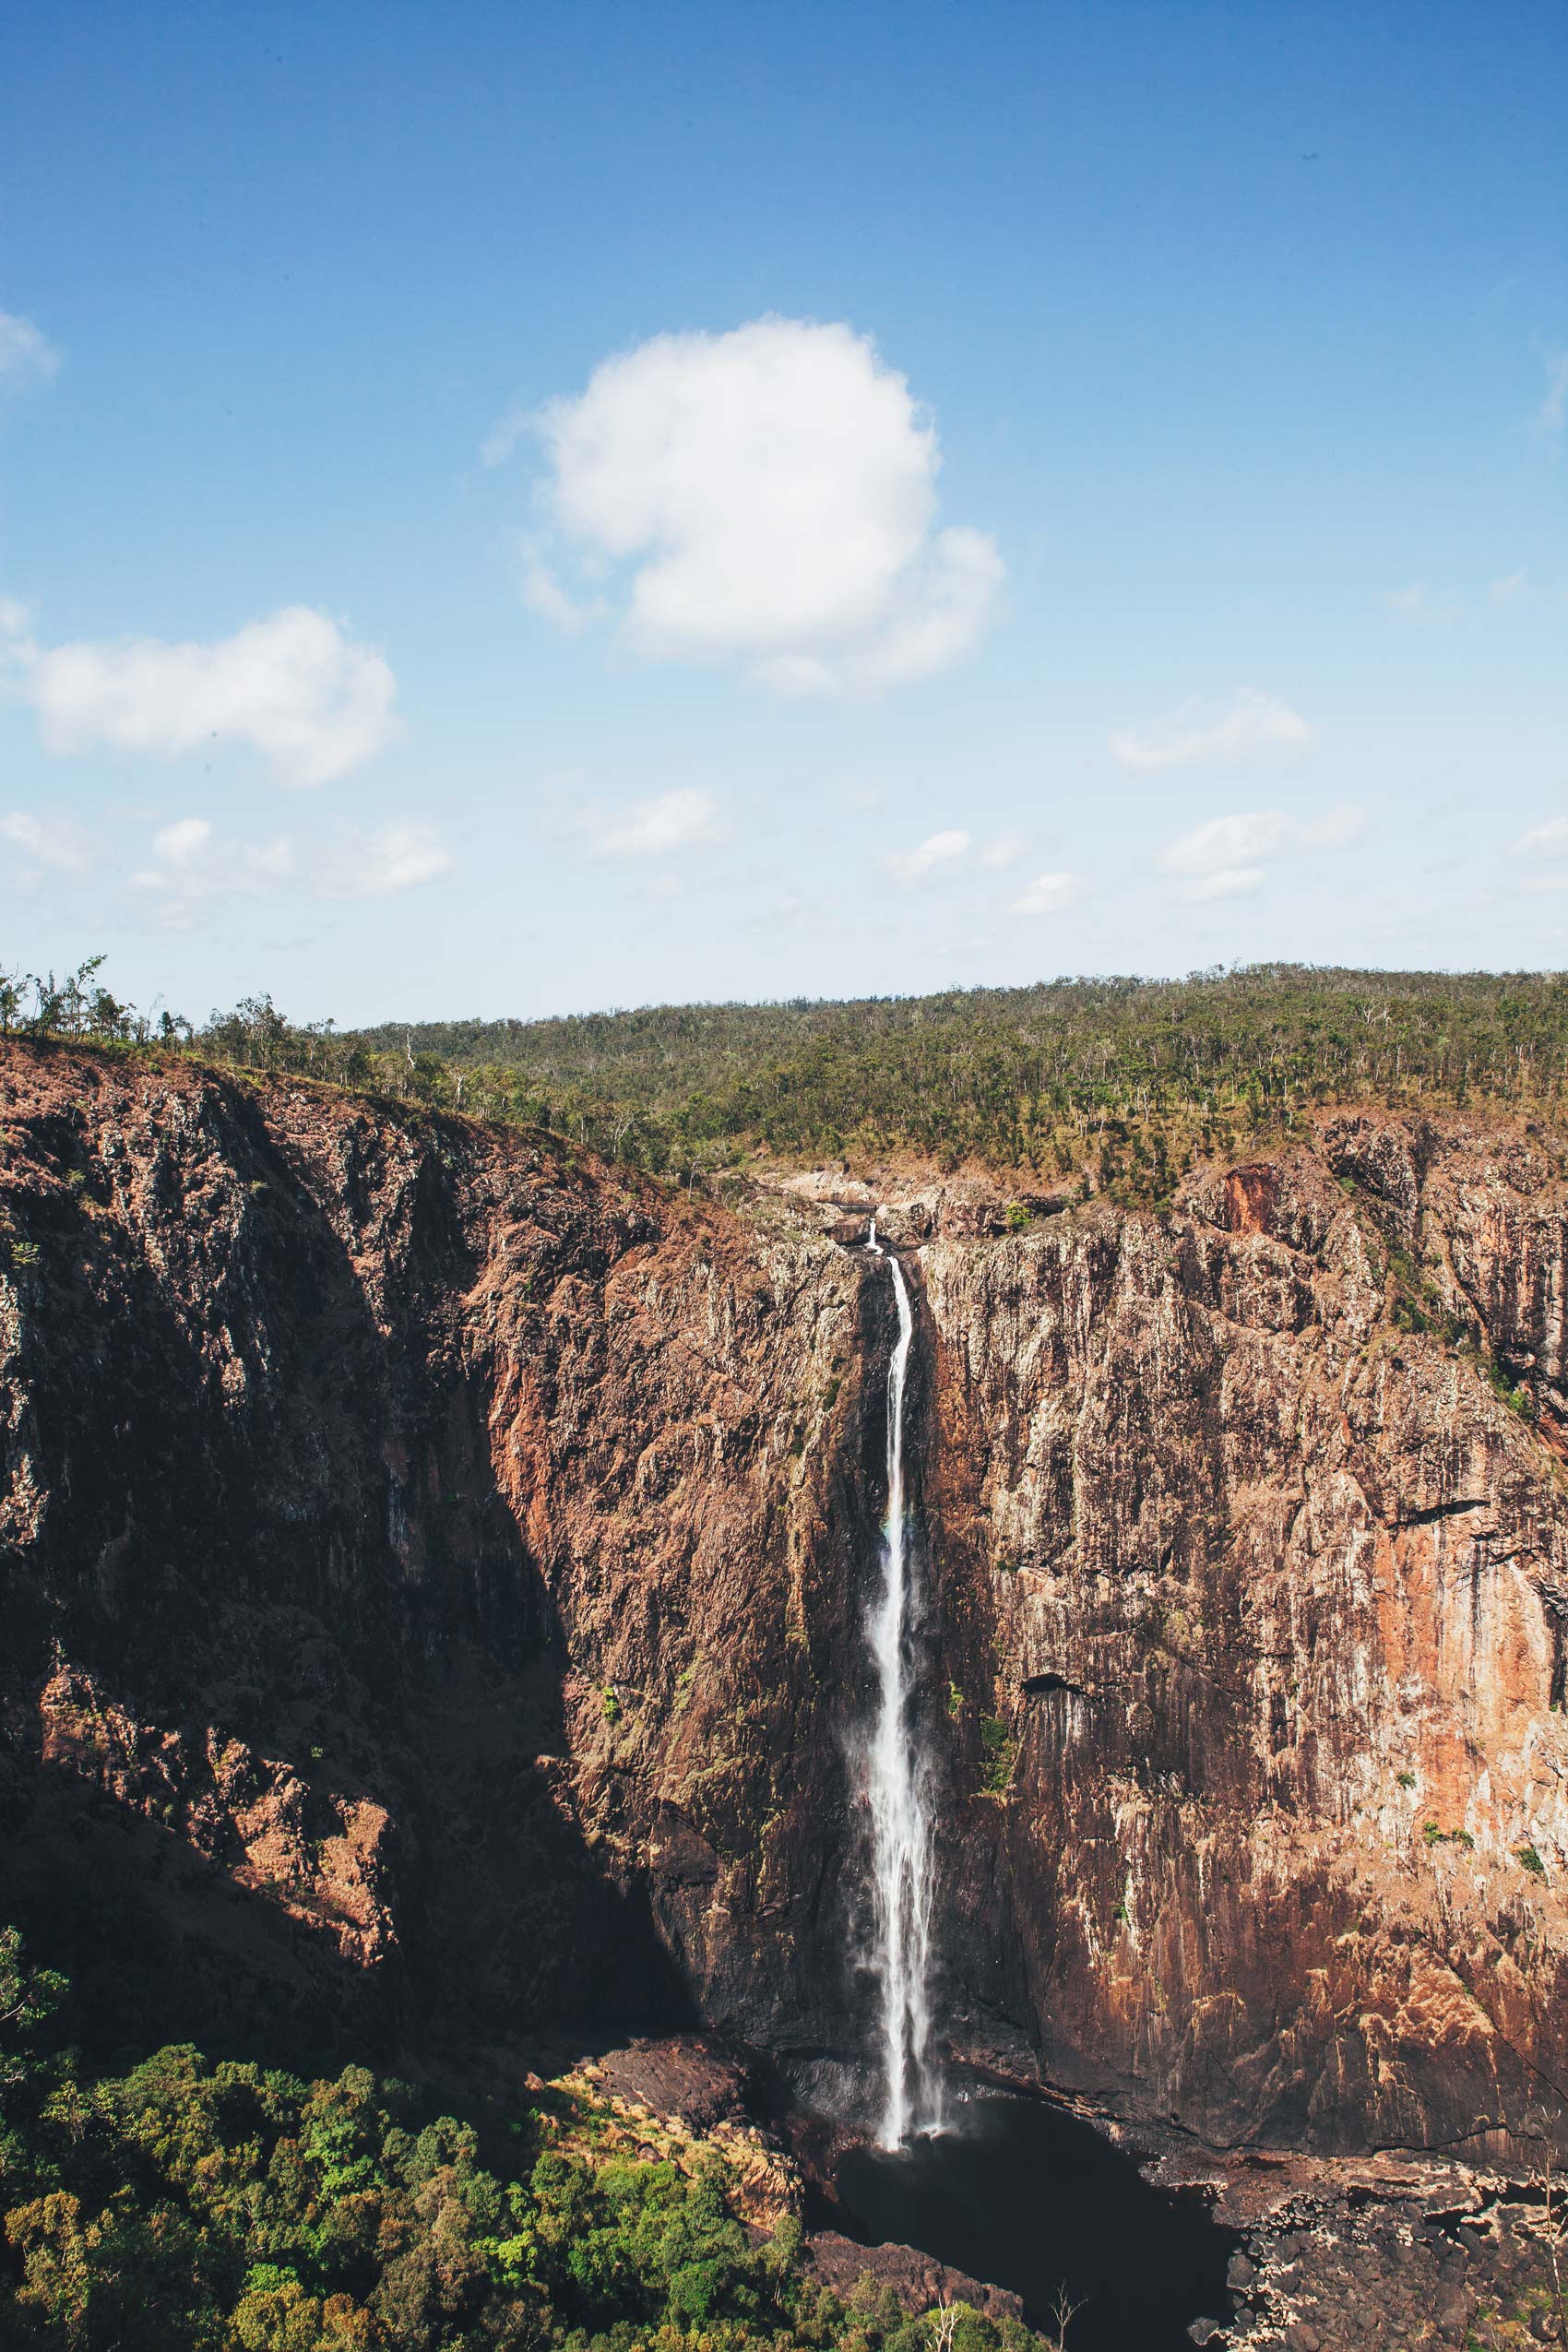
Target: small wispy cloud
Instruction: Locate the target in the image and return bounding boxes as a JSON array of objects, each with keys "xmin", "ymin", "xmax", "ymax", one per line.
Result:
[
  {"xmin": 1382, "ymin": 581, "xmax": 1462, "ymax": 622},
  {"xmin": 1008, "ymin": 869, "xmax": 1083, "ymax": 916},
  {"xmin": 0, "ymin": 810, "xmax": 99, "ymax": 872},
  {"xmin": 130, "ymin": 816, "xmax": 288, "ymax": 905},
  {"xmin": 887, "ymin": 828, "xmax": 970, "ymax": 883},
  {"xmin": 978, "ymin": 832, "xmax": 1023, "ymax": 868},
  {"xmin": 1518, "ymin": 814, "xmax": 1568, "ymax": 890},
  {"xmin": 580, "ymin": 786, "xmax": 725, "ymax": 859},
  {"xmin": 519, "ymin": 553, "xmax": 603, "ymax": 635},
  {"xmin": 481, "ymin": 400, "xmax": 532, "ymax": 468},
  {"xmin": 1384, "ymin": 583, "xmax": 1427, "ymax": 617},
  {"xmin": 0, "ymin": 309, "xmax": 59, "ymax": 388},
  {"xmin": 1110, "ymin": 688, "xmax": 1314, "ymax": 773},
  {"xmin": 1538, "ymin": 350, "xmax": 1568, "ymax": 440},
  {"xmin": 338, "ymin": 821, "xmax": 453, "ymax": 897},
  {"xmin": 128, "ymin": 814, "xmax": 451, "ymax": 926},
  {"xmin": 1383, "ymin": 573, "xmax": 1540, "ymax": 616},
  {"xmin": 1158, "ymin": 805, "xmax": 1365, "ymax": 902}
]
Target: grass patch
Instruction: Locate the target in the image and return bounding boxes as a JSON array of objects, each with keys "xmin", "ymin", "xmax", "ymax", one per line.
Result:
[{"xmin": 979, "ymin": 1715, "xmax": 1016, "ymax": 1795}]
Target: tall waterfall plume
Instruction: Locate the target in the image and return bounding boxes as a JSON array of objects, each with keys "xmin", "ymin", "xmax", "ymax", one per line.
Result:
[{"xmin": 861, "ymin": 1218, "xmax": 944, "ymax": 2149}]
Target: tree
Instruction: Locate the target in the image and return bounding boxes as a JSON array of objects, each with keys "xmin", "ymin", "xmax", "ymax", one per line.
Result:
[{"xmin": 0, "ymin": 1927, "xmax": 67, "ymax": 2101}]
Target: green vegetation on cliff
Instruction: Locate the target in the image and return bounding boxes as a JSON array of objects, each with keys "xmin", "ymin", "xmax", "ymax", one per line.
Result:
[
  {"xmin": 345, "ymin": 966, "xmax": 1568, "ymax": 1173},
  {"xmin": 7, "ymin": 956, "xmax": 1568, "ymax": 1182},
  {"xmin": 0, "ymin": 1930, "xmax": 1031, "ymax": 2352}
]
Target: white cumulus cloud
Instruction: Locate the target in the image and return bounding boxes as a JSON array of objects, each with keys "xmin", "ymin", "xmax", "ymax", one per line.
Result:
[
  {"xmin": 0, "ymin": 310, "xmax": 59, "ymax": 387},
  {"xmin": 1009, "ymin": 870, "xmax": 1083, "ymax": 916},
  {"xmin": 888, "ymin": 828, "xmax": 970, "ymax": 883},
  {"xmin": 2, "ymin": 605, "xmax": 399, "ymax": 786},
  {"xmin": 1159, "ymin": 805, "xmax": 1364, "ymax": 901},
  {"xmin": 521, "ymin": 316, "xmax": 1002, "ymax": 697},
  {"xmin": 581, "ymin": 786, "xmax": 725, "ymax": 859},
  {"xmin": 1110, "ymin": 688, "xmax": 1315, "ymax": 773}
]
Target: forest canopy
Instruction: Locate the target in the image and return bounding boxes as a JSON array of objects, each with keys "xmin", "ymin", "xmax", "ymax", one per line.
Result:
[
  {"xmin": 0, "ymin": 1928, "xmax": 1033, "ymax": 2352},
  {"xmin": 6, "ymin": 959, "xmax": 1568, "ymax": 1185}
]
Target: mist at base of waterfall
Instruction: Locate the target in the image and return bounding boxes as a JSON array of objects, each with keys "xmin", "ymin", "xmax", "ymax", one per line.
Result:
[
  {"xmin": 831, "ymin": 2086, "xmax": 1238, "ymax": 2352},
  {"xmin": 774, "ymin": 2052, "xmax": 953, "ymax": 2150}
]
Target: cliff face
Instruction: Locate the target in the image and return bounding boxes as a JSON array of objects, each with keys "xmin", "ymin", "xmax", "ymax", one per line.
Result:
[
  {"xmin": 0, "ymin": 1046, "xmax": 888, "ymax": 2067},
  {"xmin": 5, "ymin": 1045, "xmax": 1568, "ymax": 2161},
  {"xmin": 924, "ymin": 1119, "xmax": 1568, "ymax": 2156}
]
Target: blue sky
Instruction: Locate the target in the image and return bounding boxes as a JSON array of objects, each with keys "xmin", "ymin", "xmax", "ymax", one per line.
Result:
[{"xmin": 1, "ymin": 0, "xmax": 1564, "ymax": 1024}]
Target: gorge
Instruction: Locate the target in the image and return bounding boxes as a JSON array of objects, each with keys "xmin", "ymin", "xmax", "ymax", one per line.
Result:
[{"xmin": 6, "ymin": 1037, "xmax": 1568, "ymax": 2344}]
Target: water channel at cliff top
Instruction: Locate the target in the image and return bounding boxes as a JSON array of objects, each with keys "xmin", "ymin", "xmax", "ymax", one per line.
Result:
[{"xmin": 828, "ymin": 2083, "xmax": 1237, "ymax": 2352}]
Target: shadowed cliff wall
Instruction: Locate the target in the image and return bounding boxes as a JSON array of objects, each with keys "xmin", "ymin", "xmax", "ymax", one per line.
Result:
[{"xmin": 0, "ymin": 1045, "xmax": 890, "ymax": 2071}]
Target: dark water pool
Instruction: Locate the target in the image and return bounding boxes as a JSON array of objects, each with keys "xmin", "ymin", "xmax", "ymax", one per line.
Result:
[{"xmin": 831, "ymin": 2089, "xmax": 1236, "ymax": 2351}]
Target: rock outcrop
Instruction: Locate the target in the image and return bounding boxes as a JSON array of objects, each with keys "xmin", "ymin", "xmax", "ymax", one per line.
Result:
[{"xmin": 5, "ymin": 1044, "xmax": 1568, "ymax": 2171}]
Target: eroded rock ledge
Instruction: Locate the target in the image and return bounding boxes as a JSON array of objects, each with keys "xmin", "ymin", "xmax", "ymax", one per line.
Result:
[{"xmin": 1187, "ymin": 2144, "xmax": 1568, "ymax": 2348}]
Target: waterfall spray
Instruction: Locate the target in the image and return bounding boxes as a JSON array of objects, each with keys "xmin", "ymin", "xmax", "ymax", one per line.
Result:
[{"xmin": 862, "ymin": 1218, "xmax": 943, "ymax": 2149}]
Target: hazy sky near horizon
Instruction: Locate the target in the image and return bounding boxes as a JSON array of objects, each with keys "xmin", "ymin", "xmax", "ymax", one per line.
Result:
[{"xmin": 1, "ymin": 0, "xmax": 1565, "ymax": 1026}]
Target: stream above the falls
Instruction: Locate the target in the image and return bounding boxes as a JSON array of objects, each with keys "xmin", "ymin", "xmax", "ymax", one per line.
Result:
[{"xmin": 828, "ymin": 2085, "xmax": 1237, "ymax": 2351}]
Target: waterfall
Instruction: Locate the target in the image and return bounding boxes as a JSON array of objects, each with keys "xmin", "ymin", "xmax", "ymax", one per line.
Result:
[{"xmin": 862, "ymin": 1218, "xmax": 943, "ymax": 2149}]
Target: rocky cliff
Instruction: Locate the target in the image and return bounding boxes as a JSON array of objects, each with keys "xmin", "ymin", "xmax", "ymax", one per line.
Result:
[
  {"xmin": 921, "ymin": 1120, "xmax": 1568, "ymax": 2158},
  {"xmin": 4, "ymin": 1043, "xmax": 1568, "ymax": 2167},
  {"xmin": 0, "ymin": 1044, "xmax": 890, "ymax": 2071}
]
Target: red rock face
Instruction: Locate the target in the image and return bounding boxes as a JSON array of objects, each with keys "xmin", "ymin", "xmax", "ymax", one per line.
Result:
[
  {"xmin": 4, "ymin": 1045, "xmax": 1568, "ymax": 2161},
  {"xmin": 0, "ymin": 1044, "xmax": 885, "ymax": 2067},
  {"xmin": 923, "ymin": 1117, "xmax": 1568, "ymax": 2156}
]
